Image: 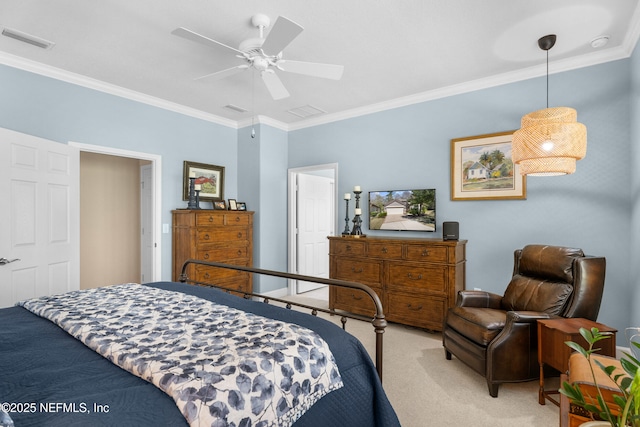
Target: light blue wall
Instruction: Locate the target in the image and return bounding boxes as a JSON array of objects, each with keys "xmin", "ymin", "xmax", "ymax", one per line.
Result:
[
  {"xmin": 631, "ymin": 41, "xmax": 640, "ymax": 330},
  {"xmin": 0, "ymin": 65, "xmax": 239, "ymax": 281},
  {"xmin": 238, "ymin": 123, "xmax": 289, "ymax": 292},
  {"xmin": 289, "ymin": 58, "xmax": 634, "ymax": 343}
]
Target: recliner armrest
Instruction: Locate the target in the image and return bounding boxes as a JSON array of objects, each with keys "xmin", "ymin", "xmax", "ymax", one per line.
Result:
[
  {"xmin": 486, "ymin": 310, "xmax": 557, "ymax": 385},
  {"xmin": 457, "ymin": 290, "xmax": 503, "ymax": 308},
  {"xmin": 505, "ymin": 310, "xmax": 555, "ymax": 324}
]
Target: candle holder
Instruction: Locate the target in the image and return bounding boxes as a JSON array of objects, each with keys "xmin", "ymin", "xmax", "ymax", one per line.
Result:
[
  {"xmin": 187, "ymin": 177, "xmax": 198, "ymax": 209},
  {"xmin": 351, "ymin": 189, "xmax": 366, "ymax": 237},
  {"xmin": 342, "ymin": 197, "xmax": 351, "ymax": 235},
  {"xmin": 194, "ymin": 188, "xmax": 201, "ymax": 209}
]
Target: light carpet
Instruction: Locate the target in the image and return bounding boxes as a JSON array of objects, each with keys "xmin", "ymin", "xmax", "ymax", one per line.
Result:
[{"xmin": 280, "ymin": 290, "xmax": 559, "ymax": 427}]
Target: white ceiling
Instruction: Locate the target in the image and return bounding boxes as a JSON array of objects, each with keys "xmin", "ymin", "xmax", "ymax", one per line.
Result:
[{"xmin": 1, "ymin": 0, "xmax": 639, "ymax": 130}]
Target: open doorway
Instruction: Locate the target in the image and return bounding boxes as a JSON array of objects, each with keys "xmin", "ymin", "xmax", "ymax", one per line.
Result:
[
  {"xmin": 71, "ymin": 142, "xmax": 161, "ymax": 287},
  {"xmin": 288, "ymin": 163, "xmax": 337, "ymax": 299}
]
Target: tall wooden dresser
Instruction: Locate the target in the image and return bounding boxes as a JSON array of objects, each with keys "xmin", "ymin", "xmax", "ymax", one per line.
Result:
[
  {"xmin": 172, "ymin": 210, "xmax": 254, "ymax": 293},
  {"xmin": 328, "ymin": 236, "xmax": 466, "ymax": 331}
]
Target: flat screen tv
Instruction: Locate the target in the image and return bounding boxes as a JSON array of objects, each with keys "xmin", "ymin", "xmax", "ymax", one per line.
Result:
[{"xmin": 368, "ymin": 189, "xmax": 436, "ymax": 232}]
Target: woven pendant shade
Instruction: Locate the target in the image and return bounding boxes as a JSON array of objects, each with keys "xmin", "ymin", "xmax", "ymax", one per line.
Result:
[{"xmin": 512, "ymin": 107, "xmax": 587, "ymax": 176}]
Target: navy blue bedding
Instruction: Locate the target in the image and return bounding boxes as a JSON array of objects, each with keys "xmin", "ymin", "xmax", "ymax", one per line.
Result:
[{"xmin": 0, "ymin": 281, "xmax": 400, "ymax": 426}]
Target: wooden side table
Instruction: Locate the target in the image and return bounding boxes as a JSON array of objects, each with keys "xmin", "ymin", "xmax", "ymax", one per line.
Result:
[{"xmin": 537, "ymin": 318, "xmax": 617, "ymax": 406}]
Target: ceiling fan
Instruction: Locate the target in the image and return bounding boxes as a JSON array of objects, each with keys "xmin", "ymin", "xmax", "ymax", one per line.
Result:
[{"xmin": 172, "ymin": 14, "xmax": 344, "ymax": 100}]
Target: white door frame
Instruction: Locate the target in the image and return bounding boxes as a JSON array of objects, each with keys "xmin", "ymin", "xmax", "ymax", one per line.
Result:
[
  {"xmin": 287, "ymin": 163, "xmax": 338, "ymax": 296},
  {"xmin": 69, "ymin": 142, "xmax": 162, "ymax": 282},
  {"xmin": 140, "ymin": 163, "xmax": 154, "ymax": 283}
]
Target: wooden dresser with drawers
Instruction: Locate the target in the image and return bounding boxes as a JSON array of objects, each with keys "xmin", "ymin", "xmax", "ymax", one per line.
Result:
[
  {"xmin": 328, "ymin": 236, "xmax": 466, "ymax": 331},
  {"xmin": 172, "ymin": 210, "xmax": 253, "ymax": 293}
]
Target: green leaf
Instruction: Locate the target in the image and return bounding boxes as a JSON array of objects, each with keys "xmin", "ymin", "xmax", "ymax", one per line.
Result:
[
  {"xmin": 565, "ymin": 340, "xmax": 590, "ymax": 357},
  {"xmin": 559, "ymin": 381, "xmax": 585, "ymax": 403},
  {"xmin": 630, "ymin": 367, "xmax": 640, "ymax": 415},
  {"xmin": 579, "ymin": 327, "xmax": 595, "ymax": 343}
]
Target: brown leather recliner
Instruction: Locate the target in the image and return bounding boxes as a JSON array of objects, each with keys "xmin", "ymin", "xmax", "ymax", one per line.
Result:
[{"xmin": 442, "ymin": 244, "xmax": 606, "ymax": 397}]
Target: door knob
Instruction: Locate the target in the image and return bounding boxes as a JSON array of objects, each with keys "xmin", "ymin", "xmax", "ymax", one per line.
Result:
[{"xmin": 0, "ymin": 258, "xmax": 20, "ymax": 265}]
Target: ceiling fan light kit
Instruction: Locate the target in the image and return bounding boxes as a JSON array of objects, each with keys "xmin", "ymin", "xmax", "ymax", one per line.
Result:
[
  {"xmin": 172, "ymin": 13, "xmax": 344, "ymax": 100},
  {"xmin": 512, "ymin": 34, "xmax": 587, "ymax": 176}
]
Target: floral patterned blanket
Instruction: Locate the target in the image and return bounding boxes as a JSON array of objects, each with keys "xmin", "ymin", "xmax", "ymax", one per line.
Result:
[{"xmin": 18, "ymin": 283, "xmax": 343, "ymax": 427}]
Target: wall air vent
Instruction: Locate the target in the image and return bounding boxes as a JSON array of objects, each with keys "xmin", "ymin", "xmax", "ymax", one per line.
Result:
[
  {"xmin": 224, "ymin": 104, "xmax": 248, "ymax": 113},
  {"xmin": 287, "ymin": 105, "xmax": 326, "ymax": 118},
  {"xmin": 2, "ymin": 28, "xmax": 55, "ymax": 49}
]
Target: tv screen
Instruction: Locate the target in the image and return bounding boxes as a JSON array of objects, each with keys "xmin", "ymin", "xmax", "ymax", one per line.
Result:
[{"xmin": 368, "ymin": 189, "xmax": 436, "ymax": 232}]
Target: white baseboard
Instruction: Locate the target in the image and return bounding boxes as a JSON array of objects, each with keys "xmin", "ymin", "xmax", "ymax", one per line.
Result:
[{"xmin": 617, "ymin": 345, "xmax": 631, "ymax": 359}]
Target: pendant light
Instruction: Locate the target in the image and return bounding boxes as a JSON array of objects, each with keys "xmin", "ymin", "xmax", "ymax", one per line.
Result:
[{"xmin": 512, "ymin": 34, "xmax": 587, "ymax": 176}]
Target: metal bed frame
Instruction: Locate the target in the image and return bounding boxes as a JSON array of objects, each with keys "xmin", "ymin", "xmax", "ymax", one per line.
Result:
[{"xmin": 179, "ymin": 259, "xmax": 388, "ymax": 382}]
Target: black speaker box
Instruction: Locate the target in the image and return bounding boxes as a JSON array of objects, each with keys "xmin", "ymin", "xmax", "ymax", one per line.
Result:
[{"xmin": 443, "ymin": 221, "xmax": 459, "ymax": 241}]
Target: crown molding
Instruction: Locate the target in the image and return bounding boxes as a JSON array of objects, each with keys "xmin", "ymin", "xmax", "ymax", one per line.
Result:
[
  {"xmin": 287, "ymin": 44, "xmax": 634, "ymax": 131},
  {"xmin": 237, "ymin": 115, "xmax": 288, "ymax": 132},
  {"xmin": 0, "ymin": 51, "xmax": 238, "ymax": 129}
]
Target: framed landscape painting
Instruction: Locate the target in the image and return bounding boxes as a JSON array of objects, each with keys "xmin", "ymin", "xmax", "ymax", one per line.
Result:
[
  {"xmin": 183, "ymin": 161, "xmax": 225, "ymax": 201},
  {"xmin": 450, "ymin": 131, "xmax": 526, "ymax": 201}
]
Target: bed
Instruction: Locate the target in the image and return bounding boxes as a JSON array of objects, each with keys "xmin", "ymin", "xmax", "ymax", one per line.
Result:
[{"xmin": 0, "ymin": 260, "xmax": 400, "ymax": 427}]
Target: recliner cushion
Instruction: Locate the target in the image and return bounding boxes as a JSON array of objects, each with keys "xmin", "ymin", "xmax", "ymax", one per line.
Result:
[
  {"xmin": 502, "ymin": 275, "xmax": 573, "ymax": 314},
  {"xmin": 445, "ymin": 307, "xmax": 507, "ymax": 346},
  {"xmin": 518, "ymin": 245, "xmax": 583, "ymax": 283}
]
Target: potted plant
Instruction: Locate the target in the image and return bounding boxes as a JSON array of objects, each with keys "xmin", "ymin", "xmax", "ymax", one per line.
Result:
[{"xmin": 559, "ymin": 327, "xmax": 640, "ymax": 426}]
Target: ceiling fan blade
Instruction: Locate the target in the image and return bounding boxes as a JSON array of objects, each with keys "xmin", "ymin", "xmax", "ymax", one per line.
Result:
[
  {"xmin": 278, "ymin": 60, "xmax": 344, "ymax": 80},
  {"xmin": 172, "ymin": 27, "xmax": 244, "ymax": 56},
  {"xmin": 261, "ymin": 71, "xmax": 290, "ymax": 100},
  {"xmin": 195, "ymin": 65, "xmax": 249, "ymax": 81},
  {"xmin": 261, "ymin": 16, "xmax": 303, "ymax": 54}
]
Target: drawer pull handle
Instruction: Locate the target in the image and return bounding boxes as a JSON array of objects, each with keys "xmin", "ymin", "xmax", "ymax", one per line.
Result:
[
  {"xmin": 351, "ymin": 267, "xmax": 364, "ymax": 273},
  {"xmin": 351, "ymin": 294, "xmax": 363, "ymax": 301},
  {"xmin": 204, "ymin": 234, "xmax": 210, "ymax": 240},
  {"xmin": 407, "ymin": 303, "xmax": 423, "ymax": 311},
  {"xmin": 204, "ymin": 272, "xmax": 210, "ymax": 279},
  {"xmin": 407, "ymin": 273, "xmax": 423, "ymax": 280},
  {"xmin": 382, "ymin": 247, "xmax": 388, "ymax": 253},
  {"xmin": 235, "ymin": 216, "xmax": 241, "ymax": 222},
  {"xmin": 237, "ymin": 250, "xmax": 242, "ymax": 256},
  {"xmin": 203, "ymin": 253, "xmax": 210, "ymax": 259},
  {"xmin": 421, "ymin": 250, "xmax": 430, "ymax": 257},
  {"xmin": 208, "ymin": 216, "xmax": 214, "ymax": 222},
  {"xmin": 346, "ymin": 245, "xmax": 351, "ymax": 251},
  {"xmin": 237, "ymin": 232, "xmax": 243, "ymax": 238}
]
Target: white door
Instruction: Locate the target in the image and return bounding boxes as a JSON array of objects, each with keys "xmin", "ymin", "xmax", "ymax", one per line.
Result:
[
  {"xmin": 296, "ymin": 173, "xmax": 334, "ymax": 293},
  {"xmin": 140, "ymin": 163, "xmax": 153, "ymax": 283},
  {"xmin": 0, "ymin": 128, "xmax": 79, "ymax": 308}
]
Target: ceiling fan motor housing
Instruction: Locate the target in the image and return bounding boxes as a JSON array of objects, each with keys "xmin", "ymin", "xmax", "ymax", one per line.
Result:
[{"xmin": 239, "ymin": 37, "xmax": 265, "ymax": 55}]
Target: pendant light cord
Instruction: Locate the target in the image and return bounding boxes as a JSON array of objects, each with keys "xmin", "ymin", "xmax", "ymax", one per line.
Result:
[{"xmin": 546, "ymin": 48, "xmax": 549, "ymax": 109}]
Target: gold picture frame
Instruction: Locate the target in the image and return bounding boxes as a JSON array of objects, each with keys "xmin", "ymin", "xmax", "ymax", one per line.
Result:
[{"xmin": 450, "ymin": 131, "xmax": 526, "ymax": 201}]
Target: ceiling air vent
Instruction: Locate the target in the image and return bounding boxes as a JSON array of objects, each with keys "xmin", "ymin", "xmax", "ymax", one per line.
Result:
[
  {"xmin": 224, "ymin": 104, "xmax": 248, "ymax": 113},
  {"xmin": 287, "ymin": 105, "xmax": 326, "ymax": 119},
  {"xmin": 2, "ymin": 28, "xmax": 55, "ymax": 49}
]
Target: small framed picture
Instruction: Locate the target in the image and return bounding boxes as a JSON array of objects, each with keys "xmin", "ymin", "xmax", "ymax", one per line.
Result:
[
  {"xmin": 237, "ymin": 202, "xmax": 247, "ymax": 211},
  {"xmin": 228, "ymin": 199, "xmax": 237, "ymax": 210},
  {"xmin": 213, "ymin": 200, "xmax": 226, "ymax": 210}
]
